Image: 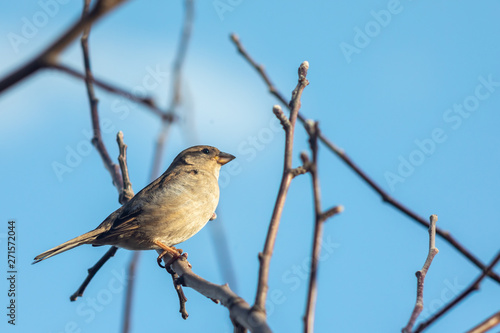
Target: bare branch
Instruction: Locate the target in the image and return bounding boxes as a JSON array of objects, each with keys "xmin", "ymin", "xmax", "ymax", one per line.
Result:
[
  {"xmin": 0, "ymin": 0, "xmax": 128, "ymax": 94},
  {"xmin": 208, "ymin": 215, "xmax": 242, "ymax": 296},
  {"xmin": 71, "ymin": 1, "xmax": 134, "ymax": 302},
  {"xmin": 123, "ymin": 0, "xmax": 195, "ymax": 329},
  {"xmin": 253, "ymin": 62, "xmax": 309, "ymax": 313},
  {"xmin": 300, "ymin": 151, "xmax": 311, "ymax": 165},
  {"xmin": 149, "ymin": 122, "xmax": 174, "ymax": 181},
  {"xmin": 117, "ymin": 128, "xmax": 136, "ymax": 333},
  {"xmin": 402, "ymin": 215, "xmax": 439, "ymax": 333},
  {"xmin": 415, "ymin": 250, "xmax": 500, "ymax": 332},
  {"xmin": 148, "ymin": 0, "xmax": 194, "ymax": 179},
  {"xmin": 70, "ymin": 131, "xmax": 134, "ymax": 301},
  {"xmin": 71, "ymin": 131, "xmax": 133, "ymax": 300},
  {"xmin": 159, "ymin": 251, "xmax": 272, "ymax": 333},
  {"xmin": 291, "ymin": 166, "xmax": 309, "ymax": 178},
  {"xmin": 168, "ymin": 261, "xmax": 189, "ymax": 320},
  {"xmin": 80, "ymin": 0, "xmax": 123, "ymax": 193},
  {"xmin": 49, "ymin": 62, "xmax": 168, "ymax": 119},
  {"xmin": 272, "ymin": 105, "xmax": 291, "ymax": 130},
  {"xmin": 117, "ymin": 131, "xmax": 134, "ymax": 203},
  {"xmin": 121, "ymin": 251, "xmax": 140, "ymax": 333},
  {"xmin": 303, "ymin": 121, "xmax": 343, "ymax": 333},
  {"xmin": 70, "ymin": 246, "xmax": 118, "ymax": 301},
  {"xmin": 321, "ymin": 206, "xmax": 344, "ymax": 221},
  {"xmin": 229, "ymin": 33, "xmax": 500, "ymax": 285},
  {"xmin": 166, "ymin": 0, "xmax": 194, "ymax": 113},
  {"xmin": 230, "ymin": 34, "xmax": 288, "ymax": 107},
  {"xmin": 466, "ymin": 310, "xmax": 500, "ymax": 333}
]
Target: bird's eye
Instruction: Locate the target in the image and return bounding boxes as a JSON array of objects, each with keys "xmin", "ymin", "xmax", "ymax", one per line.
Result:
[{"xmin": 202, "ymin": 148, "xmax": 210, "ymax": 154}]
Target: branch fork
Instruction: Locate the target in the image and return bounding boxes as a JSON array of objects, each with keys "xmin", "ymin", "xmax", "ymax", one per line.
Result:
[
  {"xmin": 302, "ymin": 119, "xmax": 343, "ymax": 333},
  {"xmin": 253, "ymin": 62, "xmax": 310, "ymax": 317},
  {"xmin": 403, "ymin": 214, "xmax": 439, "ymax": 333},
  {"xmin": 230, "ymin": 33, "xmax": 500, "ymax": 285},
  {"xmin": 159, "ymin": 251, "xmax": 272, "ymax": 333}
]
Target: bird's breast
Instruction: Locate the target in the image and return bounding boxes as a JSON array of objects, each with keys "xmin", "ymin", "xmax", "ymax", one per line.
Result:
[{"xmin": 142, "ymin": 169, "xmax": 220, "ymax": 246}]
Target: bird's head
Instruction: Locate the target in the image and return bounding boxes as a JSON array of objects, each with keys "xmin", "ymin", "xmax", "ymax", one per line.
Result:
[{"xmin": 172, "ymin": 145, "xmax": 235, "ymax": 176}]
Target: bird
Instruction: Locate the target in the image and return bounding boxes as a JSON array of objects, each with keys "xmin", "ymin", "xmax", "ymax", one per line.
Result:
[{"xmin": 33, "ymin": 145, "xmax": 235, "ymax": 267}]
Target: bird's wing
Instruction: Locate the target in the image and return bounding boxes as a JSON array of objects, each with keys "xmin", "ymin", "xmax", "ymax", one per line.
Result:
[
  {"xmin": 108, "ymin": 204, "xmax": 142, "ymax": 232},
  {"xmin": 96, "ymin": 168, "xmax": 180, "ymax": 236},
  {"xmin": 92, "ymin": 207, "xmax": 141, "ymax": 244},
  {"xmin": 92, "ymin": 201, "xmax": 142, "ymax": 241}
]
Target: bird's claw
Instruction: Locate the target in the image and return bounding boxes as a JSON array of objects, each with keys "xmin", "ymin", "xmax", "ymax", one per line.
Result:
[
  {"xmin": 157, "ymin": 247, "xmax": 184, "ymax": 269},
  {"xmin": 157, "ymin": 256, "xmax": 166, "ymax": 268}
]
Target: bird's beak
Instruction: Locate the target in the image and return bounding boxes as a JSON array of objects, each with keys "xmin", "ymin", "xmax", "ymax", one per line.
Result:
[{"xmin": 216, "ymin": 152, "xmax": 236, "ymax": 165}]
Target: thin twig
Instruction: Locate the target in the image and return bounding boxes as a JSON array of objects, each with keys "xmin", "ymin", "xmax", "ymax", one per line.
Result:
[
  {"xmin": 321, "ymin": 206, "xmax": 344, "ymax": 220},
  {"xmin": 0, "ymin": 0, "xmax": 128, "ymax": 94},
  {"xmin": 117, "ymin": 130, "xmax": 137, "ymax": 333},
  {"xmin": 49, "ymin": 62, "xmax": 168, "ymax": 119},
  {"xmin": 123, "ymin": 0, "xmax": 195, "ymax": 328},
  {"xmin": 166, "ymin": 0, "xmax": 194, "ymax": 113},
  {"xmin": 254, "ymin": 62, "xmax": 309, "ymax": 313},
  {"xmin": 70, "ymin": 246, "xmax": 118, "ymax": 301},
  {"xmin": 158, "ymin": 251, "xmax": 272, "ymax": 333},
  {"xmin": 81, "ymin": 0, "xmax": 122, "ymax": 193},
  {"xmin": 403, "ymin": 215, "xmax": 439, "ymax": 333},
  {"xmin": 121, "ymin": 250, "xmax": 140, "ymax": 333},
  {"xmin": 415, "ymin": 250, "xmax": 500, "ymax": 332},
  {"xmin": 208, "ymin": 215, "xmax": 240, "ymax": 294},
  {"xmin": 230, "ymin": 34, "xmax": 288, "ymax": 107},
  {"xmin": 303, "ymin": 121, "xmax": 343, "ymax": 333},
  {"xmin": 229, "ymin": 33, "xmax": 500, "ymax": 285},
  {"xmin": 117, "ymin": 131, "xmax": 135, "ymax": 203},
  {"xmin": 169, "ymin": 263, "xmax": 189, "ymax": 319},
  {"xmin": 149, "ymin": 122, "xmax": 174, "ymax": 181},
  {"xmin": 71, "ymin": 131, "xmax": 133, "ymax": 300},
  {"xmin": 466, "ymin": 310, "xmax": 500, "ymax": 333},
  {"xmin": 71, "ymin": 1, "xmax": 134, "ymax": 301},
  {"xmin": 118, "ymin": 90, "xmax": 173, "ymax": 333},
  {"xmin": 149, "ymin": 0, "xmax": 194, "ymax": 179},
  {"xmin": 71, "ymin": 130, "xmax": 133, "ymax": 300}
]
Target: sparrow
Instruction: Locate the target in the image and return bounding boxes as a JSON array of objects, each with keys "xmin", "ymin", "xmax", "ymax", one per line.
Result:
[{"xmin": 33, "ymin": 145, "xmax": 235, "ymax": 267}]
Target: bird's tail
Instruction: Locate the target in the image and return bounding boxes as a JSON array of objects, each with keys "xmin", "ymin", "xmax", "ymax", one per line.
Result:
[{"xmin": 32, "ymin": 228, "xmax": 104, "ymax": 264}]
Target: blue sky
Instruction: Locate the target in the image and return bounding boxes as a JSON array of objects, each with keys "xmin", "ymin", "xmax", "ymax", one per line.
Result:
[{"xmin": 1, "ymin": 1, "xmax": 500, "ymax": 332}]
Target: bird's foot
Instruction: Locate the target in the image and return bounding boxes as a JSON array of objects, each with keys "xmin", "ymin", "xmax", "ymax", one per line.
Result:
[{"xmin": 154, "ymin": 241, "xmax": 184, "ymax": 269}]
